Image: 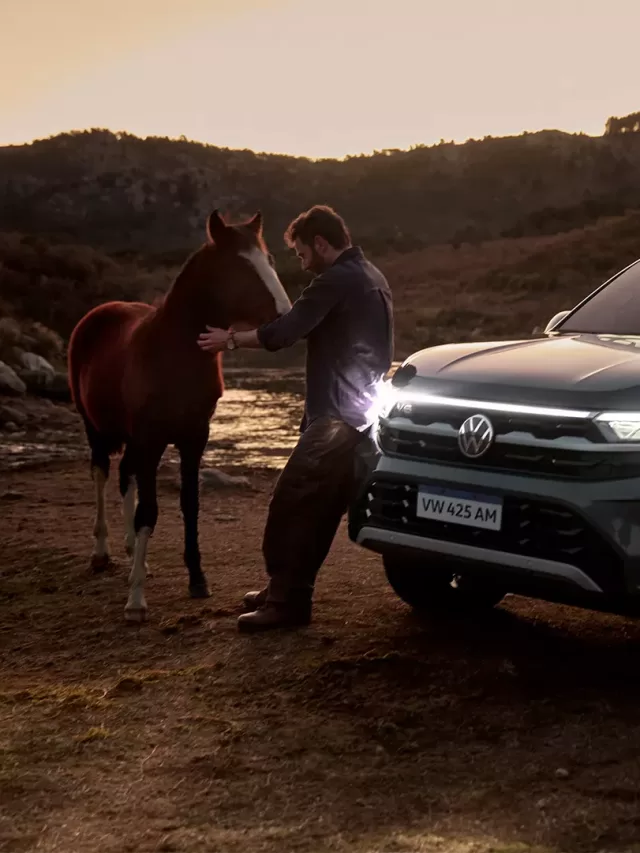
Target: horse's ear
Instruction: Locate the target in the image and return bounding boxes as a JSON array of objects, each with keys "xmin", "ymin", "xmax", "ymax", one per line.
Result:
[
  {"xmin": 247, "ymin": 211, "xmax": 263, "ymax": 235},
  {"xmin": 207, "ymin": 209, "xmax": 227, "ymax": 244}
]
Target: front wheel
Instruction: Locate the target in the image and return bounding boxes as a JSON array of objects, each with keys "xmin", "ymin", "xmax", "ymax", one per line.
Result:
[{"xmin": 383, "ymin": 553, "xmax": 506, "ymax": 614}]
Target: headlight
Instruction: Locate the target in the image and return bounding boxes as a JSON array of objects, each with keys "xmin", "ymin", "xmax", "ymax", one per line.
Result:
[
  {"xmin": 595, "ymin": 412, "xmax": 640, "ymax": 442},
  {"xmin": 363, "ymin": 379, "xmax": 399, "ymax": 423}
]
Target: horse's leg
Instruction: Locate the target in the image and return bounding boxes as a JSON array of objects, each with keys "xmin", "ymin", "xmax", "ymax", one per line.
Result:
[
  {"xmin": 119, "ymin": 445, "xmax": 137, "ymax": 558},
  {"xmin": 124, "ymin": 441, "xmax": 165, "ymax": 623},
  {"xmin": 84, "ymin": 418, "xmax": 113, "ymax": 572},
  {"xmin": 177, "ymin": 428, "xmax": 211, "ymax": 599}
]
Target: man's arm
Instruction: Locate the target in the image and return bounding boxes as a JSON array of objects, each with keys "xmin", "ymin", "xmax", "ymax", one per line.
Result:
[
  {"xmin": 197, "ymin": 327, "xmax": 261, "ymax": 352},
  {"xmin": 256, "ymin": 273, "xmax": 340, "ymax": 351},
  {"xmin": 197, "ymin": 273, "xmax": 340, "ymax": 353}
]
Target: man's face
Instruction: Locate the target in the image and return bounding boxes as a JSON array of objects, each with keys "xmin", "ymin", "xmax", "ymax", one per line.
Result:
[{"xmin": 294, "ymin": 237, "xmax": 330, "ymax": 275}]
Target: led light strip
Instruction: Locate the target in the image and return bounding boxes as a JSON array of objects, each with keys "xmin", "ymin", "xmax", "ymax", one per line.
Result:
[
  {"xmin": 391, "ymin": 391, "xmax": 593, "ymax": 420},
  {"xmin": 596, "ymin": 412, "xmax": 640, "ymax": 423}
]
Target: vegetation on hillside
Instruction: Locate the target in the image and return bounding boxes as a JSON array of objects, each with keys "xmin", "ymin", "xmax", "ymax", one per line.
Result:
[
  {"xmin": 0, "ymin": 232, "xmax": 172, "ymax": 339},
  {"xmin": 3, "ymin": 114, "xmax": 640, "ymax": 258},
  {"xmin": 0, "ymin": 233, "xmax": 173, "ymax": 370}
]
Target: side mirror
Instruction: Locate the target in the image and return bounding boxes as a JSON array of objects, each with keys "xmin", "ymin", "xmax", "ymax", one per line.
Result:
[{"xmin": 543, "ymin": 310, "xmax": 571, "ymax": 334}]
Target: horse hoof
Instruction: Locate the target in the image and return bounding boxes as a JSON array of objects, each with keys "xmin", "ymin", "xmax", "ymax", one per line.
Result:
[
  {"xmin": 124, "ymin": 608, "xmax": 148, "ymax": 624},
  {"xmin": 90, "ymin": 554, "xmax": 113, "ymax": 573},
  {"xmin": 189, "ymin": 583, "xmax": 211, "ymax": 599}
]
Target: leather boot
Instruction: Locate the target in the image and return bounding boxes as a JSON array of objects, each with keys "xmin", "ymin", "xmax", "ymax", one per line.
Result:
[
  {"xmin": 237, "ymin": 601, "xmax": 312, "ymax": 633},
  {"xmin": 242, "ymin": 588, "xmax": 268, "ymax": 612}
]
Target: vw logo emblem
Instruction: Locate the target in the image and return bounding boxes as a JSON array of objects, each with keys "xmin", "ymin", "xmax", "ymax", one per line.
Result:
[{"xmin": 458, "ymin": 414, "xmax": 494, "ymax": 459}]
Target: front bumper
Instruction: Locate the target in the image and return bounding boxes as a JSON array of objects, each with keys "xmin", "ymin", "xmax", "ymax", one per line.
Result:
[{"xmin": 348, "ymin": 450, "xmax": 640, "ymax": 607}]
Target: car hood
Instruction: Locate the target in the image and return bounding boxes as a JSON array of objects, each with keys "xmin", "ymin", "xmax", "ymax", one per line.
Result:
[{"xmin": 403, "ymin": 334, "xmax": 640, "ymax": 411}]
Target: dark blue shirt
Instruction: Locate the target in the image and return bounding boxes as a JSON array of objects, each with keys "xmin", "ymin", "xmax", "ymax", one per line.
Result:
[{"xmin": 257, "ymin": 246, "xmax": 394, "ymax": 431}]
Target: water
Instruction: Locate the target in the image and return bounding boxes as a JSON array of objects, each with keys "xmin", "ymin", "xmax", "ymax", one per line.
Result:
[
  {"xmin": 0, "ymin": 375, "xmax": 305, "ymax": 472},
  {"xmin": 202, "ymin": 386, "xmax": 303, "ymax": 468},
  {"xmin": 0, "ymin": 364, "xmax": 400, "ymax": 473}
]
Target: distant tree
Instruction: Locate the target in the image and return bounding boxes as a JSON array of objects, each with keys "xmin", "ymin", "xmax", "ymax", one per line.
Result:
[{"xmin": 605, "ymin": 112, "xmax": 640, "ymax": 134}]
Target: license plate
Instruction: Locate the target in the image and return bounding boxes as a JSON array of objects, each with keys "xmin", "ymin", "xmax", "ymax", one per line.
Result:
[{"xmin": 416, "ymin": 485, "xmax": 503, "ymax": 531}]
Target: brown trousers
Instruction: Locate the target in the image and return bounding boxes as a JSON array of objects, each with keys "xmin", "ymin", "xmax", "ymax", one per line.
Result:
[{"xmin": 262, "ymin": 416, "xmax": 368, "ymax": 604}]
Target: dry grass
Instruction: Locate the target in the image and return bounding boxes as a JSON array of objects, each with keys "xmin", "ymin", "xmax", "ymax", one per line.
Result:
[{"xmin": 373, "ymin": 212, "xmax": 640, "ymax": 358}]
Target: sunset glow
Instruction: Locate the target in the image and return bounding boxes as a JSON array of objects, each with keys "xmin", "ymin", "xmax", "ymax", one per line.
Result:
[{"xmin": 2, "ymin": 0, "xmax": 640, "ymax": 159}]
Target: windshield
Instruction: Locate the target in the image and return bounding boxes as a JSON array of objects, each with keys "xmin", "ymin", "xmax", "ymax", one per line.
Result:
[{"xmin": 559, "ymin": 261, "xmax": 640, "ymax": 335}]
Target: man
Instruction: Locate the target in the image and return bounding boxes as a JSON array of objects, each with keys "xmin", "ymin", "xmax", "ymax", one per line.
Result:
[{"xmin": 198, "ymin": 205, "xmax": 393, "ymax": 632}]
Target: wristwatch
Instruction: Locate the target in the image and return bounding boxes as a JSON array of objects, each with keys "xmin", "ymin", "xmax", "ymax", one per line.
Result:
[{"xmin": 225, "ymin": 331, "xmax": 238, "ymax": 351}]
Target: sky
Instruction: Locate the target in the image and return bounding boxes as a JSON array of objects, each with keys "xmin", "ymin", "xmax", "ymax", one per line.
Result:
[{"xmin": 2, "ymin": 0, "xmax": 640, "ymax": 160}]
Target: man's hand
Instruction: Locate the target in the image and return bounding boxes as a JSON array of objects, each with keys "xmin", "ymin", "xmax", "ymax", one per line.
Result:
[
  {"xmin": 198, "ymin": 326, "xmax": 229, "ymax": 353},
  {"xmin": 197, "ymin": 326, "xmax": 263, "ymax": 352}
]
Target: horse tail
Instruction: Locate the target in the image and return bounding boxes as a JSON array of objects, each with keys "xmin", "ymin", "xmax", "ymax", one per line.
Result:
[{"xmin": 67, "ymin": 322, "xmax": 87, "ymax": 420}]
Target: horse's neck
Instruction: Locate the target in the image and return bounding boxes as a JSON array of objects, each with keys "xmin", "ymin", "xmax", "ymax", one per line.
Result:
[
  {"xmin": 160, "ymin": 257, "xmax": 229, "ymax": 338},
  {"xmin": 159, "ymin": 289, "xmax": 203, "ymax": 339},
  {"xmin": 154, "ymin": 288, "xmax": 225, "ymax": 383}
]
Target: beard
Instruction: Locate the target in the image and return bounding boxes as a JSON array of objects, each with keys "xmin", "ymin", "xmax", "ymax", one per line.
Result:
[{"xmin": 308, "ymin": 248, "xmax": 331, "ymax": 275}]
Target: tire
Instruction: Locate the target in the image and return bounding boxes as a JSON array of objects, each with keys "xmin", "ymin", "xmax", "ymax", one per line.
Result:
[{"xmin": 383, "ymin": 553, "xmax": 506, "ymax": 614}]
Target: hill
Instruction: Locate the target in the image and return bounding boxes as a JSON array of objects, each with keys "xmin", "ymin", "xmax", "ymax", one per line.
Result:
[
  {"xmin": 3, "ymin": 122, "xmax": 640, "ymax": 259},
  {"xmin": 3, "ymin": 116, "xmax": 640, "ymax": 379},
  {"xmin": 385, "ymin": 212, "xmax": 640, "ymax": 354}
]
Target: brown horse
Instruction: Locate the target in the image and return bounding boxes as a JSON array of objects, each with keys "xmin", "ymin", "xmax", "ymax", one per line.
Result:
[{"xmin": 68, "ymin": 210, "xmax": 291, "ymax": 623}]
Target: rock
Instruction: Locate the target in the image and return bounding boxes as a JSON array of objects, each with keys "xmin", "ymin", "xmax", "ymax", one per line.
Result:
[
  {"xmin": 20, "ymin": 352, "xmax": 56, "ymax": 380},
  {"xmin": 4, "ymin": 421, "xmax": 19, "ymax": 433},
  {"xmin": 555, "ymin": 767, "xmax": 570, "ymax": 779},
  {"xmin": 106, "ymin": 677, "xmax": 144, "ymax": 698},
  {"xmin": 18, "ymin": 368, "xmax": 70, "ymax": 402},
  {"xmin": 200, "ymin": 468, "xmax": 250, "ymax": 489},
  {"xmin": 17, "ymin": 369, "xmax": 49, "ymax": 392},
  {"xmin": 48, "ymin": 406, "xmax": 78, "ymax": 426},
  {"xmin": 0, "ymin": 362, "xmax": 26, "ymax": 396},
  {"xmin": 0, "ymin": 404, "xmax": 28, "ymax": 426},
  {"xmin": 1, "ymin": 490, "xmax": 25, "ymax": 501},
  {"xmin": 45, "ymin": 371, "xmax": 71, "ymax": 402}
]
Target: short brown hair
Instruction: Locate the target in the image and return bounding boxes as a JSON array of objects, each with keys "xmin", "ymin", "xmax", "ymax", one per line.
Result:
[{"xmin": 284, "ymin": 205, "xmax": 351, "ymax": 250}]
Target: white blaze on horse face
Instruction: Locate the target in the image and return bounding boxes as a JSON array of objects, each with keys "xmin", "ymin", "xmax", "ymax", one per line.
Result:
[
  {"xmin": 124, "ymin": 526, "xmax": 151, "ymax": 622},
  {"xmin": 92, "ymin": 467, "xmax": 109, "ymax": 559},
  {"xmin": 122, "ymin": 477, "xmax": 136, "ymax": 557},
  {"xmin": 239, "ymin": 248, "xmax": 292, "ymax": 316}
]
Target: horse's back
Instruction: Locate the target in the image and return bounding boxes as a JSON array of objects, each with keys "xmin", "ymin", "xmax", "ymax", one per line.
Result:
[{"xmin": 69, "ymin": 301, "xmax": 154, "ymax": 443}]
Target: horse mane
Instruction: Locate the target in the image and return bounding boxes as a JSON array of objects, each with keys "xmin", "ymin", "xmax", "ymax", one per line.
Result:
[{"xmin": 151, "ymin": 242, "xmax": 211, "ymax": 310}]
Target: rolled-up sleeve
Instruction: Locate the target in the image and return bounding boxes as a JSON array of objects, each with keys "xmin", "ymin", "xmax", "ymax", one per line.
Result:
[{"xmin": 257, "ymin": 273, "xmax": 341, "ymax": 351}]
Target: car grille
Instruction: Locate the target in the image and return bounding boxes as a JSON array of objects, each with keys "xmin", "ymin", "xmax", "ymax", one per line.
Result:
[
  {"xmin": 355, "ymin": 479, "xmax": 624, "ymax": 594},
  {"xmin": 378, "ymin": 407, "xmax": 640, "ymax": 480},
  {"xmin": 395, "ymin": 403, "xmax": 598, "ymax": 436},
  {"xmin": 378, "ymin": 424, "xmax": 640, "ymax": 479}
]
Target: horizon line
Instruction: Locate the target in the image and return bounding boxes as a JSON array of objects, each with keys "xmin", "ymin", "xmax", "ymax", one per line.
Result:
[{"xmin": 0, "ymin": 124, "xmax": 607, "ymax": 164}]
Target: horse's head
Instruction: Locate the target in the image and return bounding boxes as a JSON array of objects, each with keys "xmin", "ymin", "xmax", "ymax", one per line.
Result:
[{"xmin": 198, "ymin": 209, "xmax": 291, "ymax": 329}]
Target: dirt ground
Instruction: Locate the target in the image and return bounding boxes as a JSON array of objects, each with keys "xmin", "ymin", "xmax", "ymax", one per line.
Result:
[{"xmin": 2, "ymin": 427, "xmax": 640, "ymax": 852}]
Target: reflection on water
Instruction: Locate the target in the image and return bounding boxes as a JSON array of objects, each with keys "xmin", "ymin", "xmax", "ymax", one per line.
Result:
[
  {"xmin": 0, "ymin": 385, "xmax": 304, "ymax": 472},
  {"xmin": 0, "ymin": 432, "xmax": 83, "ymax": 471},
  {"xmin": 202, "ymin": 387, "xmax": 302, "ymax": 469}
]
